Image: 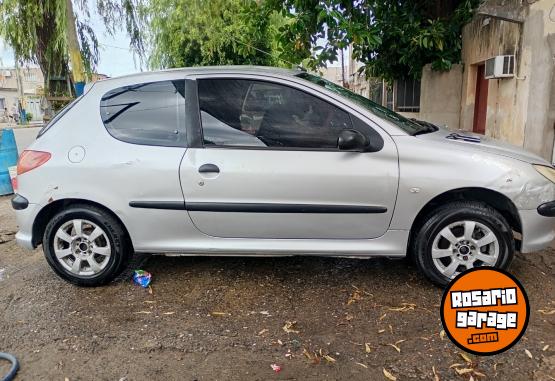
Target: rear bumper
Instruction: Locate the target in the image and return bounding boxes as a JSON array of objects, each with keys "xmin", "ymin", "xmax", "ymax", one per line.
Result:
[
  {"xmin": 520, "ymin": 207, "xmax": 555, "ymax": 253},
  {"xmin": 13, "ymin": 200, "xmax": 41, "ymax": 250}
]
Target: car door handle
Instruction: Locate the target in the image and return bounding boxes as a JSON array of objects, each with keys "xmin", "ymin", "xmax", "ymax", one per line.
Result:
[{"xmin": 198, "ymin": 164, "xmax": 220, "ymax": 173}]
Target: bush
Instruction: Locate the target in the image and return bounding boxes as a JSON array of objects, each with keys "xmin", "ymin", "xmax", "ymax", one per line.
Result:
[{"xmin": 25, "ymin": 112, "xmax": 33, "ymax": 122}]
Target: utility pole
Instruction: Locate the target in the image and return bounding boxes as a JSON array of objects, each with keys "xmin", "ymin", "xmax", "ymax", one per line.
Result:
[
  {"xmin": 340, "ymin": 48, "xmax": 346, "ymax": 88},
  {"xmin": 65, "ymin": 0, "xmax": 86, "ymax": 96}
]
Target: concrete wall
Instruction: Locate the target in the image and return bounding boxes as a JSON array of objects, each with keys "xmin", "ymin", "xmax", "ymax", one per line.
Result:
[
  {"xmin": 523, "ymin": 0, "xmax": 555, "ymax": 161},
  {"xmin": 417, "ymin": 64, "xmax": 462, "ymax": 129},
  {"xmin": 459, "ymin": 0, "xmax": 555, "ymax": 160}
]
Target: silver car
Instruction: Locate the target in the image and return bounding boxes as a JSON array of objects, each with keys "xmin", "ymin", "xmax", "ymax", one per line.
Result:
[{"xmin": 11, "ymin": 66, "xmax": 555, "ymax": 287}]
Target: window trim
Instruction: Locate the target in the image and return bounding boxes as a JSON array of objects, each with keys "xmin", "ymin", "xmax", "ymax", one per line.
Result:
[
  {"xmin": 99, "ymin": 79, "xmax": 188, "ymax": 148},
  {"xmin": 194, "ymin": 76, "xmax": 383, "ymax": 153}
]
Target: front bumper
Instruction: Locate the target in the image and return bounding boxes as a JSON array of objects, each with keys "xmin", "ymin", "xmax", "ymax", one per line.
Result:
[{"xmin": 520, "ymin": 207, "xmax": 555, "ymax": 253}]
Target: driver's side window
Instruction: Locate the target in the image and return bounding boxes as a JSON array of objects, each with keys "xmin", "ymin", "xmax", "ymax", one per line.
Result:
[{"xmin": 198, "ymin": 78, "xmax": 353, "ymax": 149}]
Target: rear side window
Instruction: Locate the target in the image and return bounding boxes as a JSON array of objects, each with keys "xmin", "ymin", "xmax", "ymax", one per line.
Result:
[
  {"xmin": 100, "ymin": 80, "xmax": 186, "ymax": 146},
  {"xmin": 37, "ymin": 96, "xmax": 82, "ymax": 138}
]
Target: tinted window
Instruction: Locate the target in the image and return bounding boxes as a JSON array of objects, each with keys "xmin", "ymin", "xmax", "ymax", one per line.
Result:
[
  {"xmin": 198, "ymin": 79, "xmax": 355, "ymax": 149},
  {"xmin": 297, "ymin": 73, "xmax": 427, "ymax": 135},
  {"xmin": 100, "ymin": 80, "xmax": 186, "ymax": 146}
]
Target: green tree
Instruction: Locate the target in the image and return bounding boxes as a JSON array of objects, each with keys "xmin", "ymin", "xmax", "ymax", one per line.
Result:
[
  {"xmin": 147, "ymin": 0, "xmax": 287, "ymax": 69},
  {"xmin": 0, "ymin": 0, "xmax": 145, "ymax": 97},
  {"xmin": 266, "ymin": 0, "xmax": 479, "ymax": 82}
]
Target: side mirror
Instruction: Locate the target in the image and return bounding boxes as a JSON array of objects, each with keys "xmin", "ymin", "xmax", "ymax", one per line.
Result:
[{"xmin": 338, "ymin": 129, "xmax": 368, "ymax": 151}]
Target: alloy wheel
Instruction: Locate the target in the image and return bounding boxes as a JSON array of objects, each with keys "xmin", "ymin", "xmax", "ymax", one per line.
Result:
[
  {"xmin": 431, "ymin": 220, "xmax": 499, "ymax": 279},
  {"xmin": 53, "ymin": 219, "xmax": 112, "ymax": 276}
]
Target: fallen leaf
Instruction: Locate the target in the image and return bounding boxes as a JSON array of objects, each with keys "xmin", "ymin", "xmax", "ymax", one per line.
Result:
[
  {"xmin": 388, "ymin": 325, "xmax": 393, "ymax": 334},
  {"xmin": 347, "ymin": 290, "xmax": 363, "ymax": 305},
  {"xmin": 365, "ymin": 342, "xmax": 372, "ymax": 353},
  {"xmin": 432, "ymin": 366, "xmax": 439, "ymax": 381},
  {"xmin": 449, "ymin": 363, "xmax": 464, "ymax": 368},
  {"xmin": 383, "ymin": 368, "xmax": 397, "ymax": 381},
  {"xmin": 302, "ymin": 348, "xmax": 320, "ymax": 364},
  {"xmin": 459, "ymin": 352, "xmax": 472, "ymax": 363},
  {"xmin": 473, "ymin": 370, "xmax": 486, "ymax": 377},
  {"xmin": 440, "ymin": 330, "xmax": 445, "ymax": 340},
  {"xmin": 525, "ymin": 349, "xmax": 533, "ymax": 359},
  {"xmin": 538, "ymin": 308, "xmax": 555, "ymax": 315},
  {"xmin": 134, "ymin": 311, "xmax": 151, "ymax": 314},
  {"xmin": 356, "ymin": 362, "xmax": 368, "ymax": 369},
  {"xmin": 387, "ymin": 344, "xmax": 401, "ymax": 353},
  {"xmin": 542, "ymin": 344, "xmax": 550, "ymax": 351},
  {"xmin": 277, "ymin": 339, "xmax": 284, "ymax": 346},
  {"xmin": 388, "ymin": 303, "xmax": 416, "ymax": 312},
  {"xmin": 345, "ymin": 313, "xmax": 354, "ymax": 321},
  {"xmin": 323, "ymin": 354, "xmax": 336, "ymax": 363},
  {"xmin": 455, "ymin": 368, "xmax": 474, "ymax": 375},
  {"xmin": 210, "ymin": 312, "xmax": 230, "ymax": 317},
  {"xmin": 378, "ymin": 329, "xmax": 385, "ymax": 333},
  {"xmin": 379, "ymin": 313, "xmax": 387, "ymax": 320},
  {"xmin": 395, "ymin": 339, "xmax": 406, "ymax": 345},
  {"xmin": 283, "ymin": 321, "xmax": 300, "ymax": 333},
  {"xmin": 162, "ymin": 312, "xmax": 175, "ymax": 315},
  {"xmin": 258, "ymin": 329, "xmax": 269, "ymax": 336}
]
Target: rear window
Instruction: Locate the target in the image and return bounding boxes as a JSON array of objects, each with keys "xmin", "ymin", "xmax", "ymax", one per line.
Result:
[{"xmin": 100, "ymin": 80, "xmax": 187, "ymax": 147}]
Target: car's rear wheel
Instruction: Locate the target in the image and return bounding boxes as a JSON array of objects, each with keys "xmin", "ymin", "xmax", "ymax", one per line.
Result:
[
  {"xmin": 413, "ymin": 201, "xmax": 514, "ymax": 287},
  {"xmin": 43, "ymin": 204, "xmax": 131, "ymax": 286}
]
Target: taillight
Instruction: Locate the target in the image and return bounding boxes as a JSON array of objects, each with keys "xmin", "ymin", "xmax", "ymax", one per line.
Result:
[{"xmin": 17, "ymin": 150, "xmax": 51, "ymax": 175}]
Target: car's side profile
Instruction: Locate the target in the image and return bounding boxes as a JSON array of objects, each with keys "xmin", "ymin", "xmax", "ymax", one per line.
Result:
[{"xmin": 11, "ymin": 66, "xmax": 555, "ymax": 287}]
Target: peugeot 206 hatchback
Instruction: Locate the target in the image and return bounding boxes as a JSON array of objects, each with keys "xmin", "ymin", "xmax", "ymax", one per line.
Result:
[{"xmin": 11, "ymin": 66, "xmax": 555, "ymax": 287}]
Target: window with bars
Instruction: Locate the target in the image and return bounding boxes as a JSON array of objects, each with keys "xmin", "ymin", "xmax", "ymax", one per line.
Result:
[{"xmin": 395, "ymin": 78, "xmax": 421, "ymax": 112}]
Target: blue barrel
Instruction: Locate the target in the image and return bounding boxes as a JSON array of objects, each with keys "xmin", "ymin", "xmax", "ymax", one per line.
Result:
[
  {"xmin": 0, "ymin": 129, "xmax": 18, "ymax": 195},
  {"xmin": 74, "ymin": 81, "xmax": 85, "ymax": 96}
]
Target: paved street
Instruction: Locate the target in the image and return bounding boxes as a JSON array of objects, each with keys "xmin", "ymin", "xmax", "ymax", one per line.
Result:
[{"xmin": 0, "ymin": 196, "xmax": 554, "ymax": 380}]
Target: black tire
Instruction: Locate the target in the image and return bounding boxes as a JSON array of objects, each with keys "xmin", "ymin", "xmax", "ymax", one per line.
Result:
[
  {"xmin": 43, "ymin": 204, "xmax": 132, "ymax": 286},
  {"xmin": 413, "ymin": 201, "xmax": 514, "ymax": 287}
]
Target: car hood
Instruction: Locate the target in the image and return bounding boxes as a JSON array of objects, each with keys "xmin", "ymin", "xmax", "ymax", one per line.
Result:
[{"xmin": 417, "ymin": 128, "xmax": 552, "ymax": 166}]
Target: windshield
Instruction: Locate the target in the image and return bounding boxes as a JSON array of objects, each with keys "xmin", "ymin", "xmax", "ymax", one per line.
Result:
[{"xmin": 297, "ymin": 72, "xmax": 427, "ymax": 135}]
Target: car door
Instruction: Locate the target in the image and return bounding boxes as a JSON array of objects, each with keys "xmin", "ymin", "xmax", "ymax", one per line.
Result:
[{"xmin": 179, "ymin": 75, "xmax": 399, "ymax": 239}]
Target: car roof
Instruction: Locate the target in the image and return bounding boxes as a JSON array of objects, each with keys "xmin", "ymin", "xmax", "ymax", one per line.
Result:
[{"xmin": 98, "ymin": 65, "xmax": 304, "ymax": 83}]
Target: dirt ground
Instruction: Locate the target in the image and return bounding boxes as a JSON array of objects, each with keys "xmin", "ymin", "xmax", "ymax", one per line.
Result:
[{"xmin": 0, "ymin": 195, "xmax": 554, "ymax": 381}]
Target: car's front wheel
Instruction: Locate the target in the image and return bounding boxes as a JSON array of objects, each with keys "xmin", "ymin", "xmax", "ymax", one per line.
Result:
[
  {"xmin": 43, "ymin": 204, "xmax": 131, "ymax": 286},
  {"xmin": 413, "ymin": 201, "xmax": 514, "ymax": 286}
]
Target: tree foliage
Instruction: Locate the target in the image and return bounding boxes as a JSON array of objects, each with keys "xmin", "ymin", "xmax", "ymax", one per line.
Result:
[
  {"xmin": 147, "ymin": 0, "xmax": 286, "ymax": 69},
  {"xmin": 0, "ymin": 0, "xmax": 145, "ymax": 96},
  {"xmin": 266, "ymin": 0, "xmax": 479, "ymax": 82}
]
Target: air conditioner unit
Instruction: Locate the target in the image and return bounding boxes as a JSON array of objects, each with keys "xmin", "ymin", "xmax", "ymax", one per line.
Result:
[{"xmin": 484, "ymin": 55, "xmax": 515, "ymax": 79}]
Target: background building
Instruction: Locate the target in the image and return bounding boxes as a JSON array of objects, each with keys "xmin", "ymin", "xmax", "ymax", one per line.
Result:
[{"xmin": 0, "ymin": 66, "xmax": 44, "ymax": 122}]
